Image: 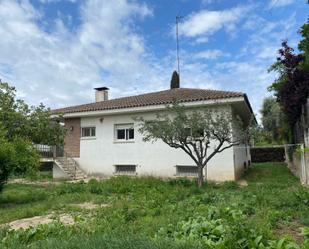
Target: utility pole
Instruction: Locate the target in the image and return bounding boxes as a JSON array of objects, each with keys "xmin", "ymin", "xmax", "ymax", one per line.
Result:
[{"xmin": 176, "ymin": 15, "xmax": 183, "ymax": 77}]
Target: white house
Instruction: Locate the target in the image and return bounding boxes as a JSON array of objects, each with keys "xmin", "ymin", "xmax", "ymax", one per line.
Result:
[{"xmin": 52, "ymin": 87, "xmax": 254, "ymax": 181}]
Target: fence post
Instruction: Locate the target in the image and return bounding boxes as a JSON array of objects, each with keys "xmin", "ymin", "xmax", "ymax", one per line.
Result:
[
  {"xmin": 300, "ymin": 144, "xmax": 307, "ymax": 185},
  {"xmin": 284, "ymin": 144, "xmax": 288, "ymax": 164}
]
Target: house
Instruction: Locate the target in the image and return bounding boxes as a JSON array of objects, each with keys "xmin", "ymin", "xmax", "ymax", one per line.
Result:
[{"xmin": 51, "ymin": 86, "xmax": 254, "ymax": 181}]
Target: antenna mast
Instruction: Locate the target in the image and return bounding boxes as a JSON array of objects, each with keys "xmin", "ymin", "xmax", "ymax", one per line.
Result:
[{"xmin": 176, "ymin": 15, "xmax": 182, "ymax": 76}]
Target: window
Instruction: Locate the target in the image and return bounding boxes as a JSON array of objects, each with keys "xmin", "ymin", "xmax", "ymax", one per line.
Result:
[
  {"xmin": 81, "ymin": 127, "xmax": 96, "ymax": 137},
  {"xmin": 115, "ymin": 124, "xmax": 134, "ymax": 141},
  {"xmin": 176, "ymin": 165, "xmax": 198, "ymax": 177},
  {"xmin": 115, "ymin": 165, "xmax": 136, "ymax": 175}
]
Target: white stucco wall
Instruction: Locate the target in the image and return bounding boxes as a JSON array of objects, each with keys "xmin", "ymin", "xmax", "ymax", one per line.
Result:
[
  {"xmin": 53, "ymin": 163, "xmax": 70, "ymax": 180},
  {"xmin": 74, "ymin": 105, "xmax": 238, "ymax": 181},
  {"xmin": 233, "ymin": 146, "xmax": 248, "ymax": 179},
  {"xmin": 231, "ymin": 108, "xmax": 250, "ymax": 179}
]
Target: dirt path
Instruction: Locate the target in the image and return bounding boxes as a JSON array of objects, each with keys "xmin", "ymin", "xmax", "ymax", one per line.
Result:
[
  {"xmin": 5, "ymin": 214, "xmax": 75, "ymax": 230},
  {"xmin": 3, "ymin": 202, "xmax": 109, "ymax": 230}
]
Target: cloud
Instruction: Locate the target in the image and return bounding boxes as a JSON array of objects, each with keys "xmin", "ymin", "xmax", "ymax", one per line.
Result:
[
  {"xmin": 39, "ymin": 0, "xmax": 76, "ymax": 3},
  {"xmin": 269, "ymin": 0, "xmax": 294, "ymax": 8},
  {"xmin": 0, "ymin": 0, "xmax": 219, "ymax": 109},
  {"xmin": 179, "ymin": 6, "xmax": 249, "ymax": 38},
  {"xmin": 0, "ymin": 0, "xmax": 155, "ymax": 107},
  {"xmin": 194, "ymin": 49, "xmax": 226, "ymax": 59},
  {"xmin": 213, "ymin": 60, "xmax": 275, "ymax": 120},
  {"xmin": 201, "ymin": 0, "xmax": 223, "ymax": 5},
  {"xmin": 241, "ymin": 13, "xmax": 297, "ymax": 62},
  {"xmin": 0, "ymin": 0, "xmax": 303, "ymax": 120}
]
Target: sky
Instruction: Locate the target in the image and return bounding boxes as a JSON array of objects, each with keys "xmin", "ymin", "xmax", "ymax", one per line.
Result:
[{"xmin": 0, "ymin": 0, "xmax": 308, "ymax": 120}]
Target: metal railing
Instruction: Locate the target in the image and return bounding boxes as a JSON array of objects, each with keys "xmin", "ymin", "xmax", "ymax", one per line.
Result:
[
  {"xmin": 34, "ymin": 144, "xmax": 64, "ymax": 158},
  {"xmin": 34, "ymin": 144, "xmax": 83, "ymax": 179}
]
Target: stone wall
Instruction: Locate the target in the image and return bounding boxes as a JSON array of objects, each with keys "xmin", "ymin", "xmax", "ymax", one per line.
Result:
[{"xmin": 64, "ymin": 118, "xmax": 81, "ymax": 157}]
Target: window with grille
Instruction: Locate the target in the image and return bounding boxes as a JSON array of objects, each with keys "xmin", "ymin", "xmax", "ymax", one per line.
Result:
[
  {"xmin": 115, "ymin": 165, "xmax": 136, "ymax": 175},
  {"xmin": 115, "ymin": 124, "xmax": 134, "ymax": 141},
  {"xmin": 176, "ymin": 165, "xmax": 198, "ymax": 177},
  {"xmin": 81, "ymin": 127, "xmax": 96, "ymax": 137}
]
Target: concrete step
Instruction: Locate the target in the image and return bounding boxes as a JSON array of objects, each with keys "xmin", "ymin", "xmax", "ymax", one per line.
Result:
[{"xmin": 55, "ymin": 156, "xmax": 87, "ymax": 180}]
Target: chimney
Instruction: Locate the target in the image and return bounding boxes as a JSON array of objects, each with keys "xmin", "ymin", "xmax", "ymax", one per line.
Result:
[{"xmin": 94, "ymin": 87, "xmax": 109, "ymax": 102}]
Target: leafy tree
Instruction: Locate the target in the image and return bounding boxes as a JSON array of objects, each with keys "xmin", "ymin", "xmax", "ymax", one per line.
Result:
[
  {"xmin": 0, "ymin": 81, "xmax": 65, "ymax": 190},
  {"xmin": 0, "ymin": 81, "xmax": 65, "ymax": 145},
  {"xmin": 268, "ymin": 42, "xmax": 309, "ymax": 142},
  {"xmin": 137, "ymin": 103, "xmax": 249, "ymax": 187},
  {"xmin": 268, "ymin": 3, "xmax": 309, "ymax": 143},
  {"xmin": 260, "ymin": 97, "xmax": 285, "ymax": 143},
  {"xmin": 170, "ymin": 71, "xmax": 180, "ymax": 89},
  {"xmin": 0, "ymin": 127, "xmax": 40, "ymax": 191},
  {"xmin": 0, "ymin": 124, "xmax": 14, "ymax": 191},
  {"xmin": 299, "ymin": 17, "xmax": 309, "ymax": 71}
]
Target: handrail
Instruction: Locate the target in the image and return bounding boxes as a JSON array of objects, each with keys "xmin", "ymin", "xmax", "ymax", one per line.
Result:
[
  {"xmin": 35, "ymin": 144, "xmax": 80, "ymax": 179},
  {"xmin": 34, "ymin": 144, "xmax": 54, "ymax": 158}
]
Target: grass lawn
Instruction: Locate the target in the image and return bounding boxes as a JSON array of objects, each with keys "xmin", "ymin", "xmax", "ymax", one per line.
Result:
[{"xmin": 1, "ymin": 162, "xmax": 309, "ymax": 248}]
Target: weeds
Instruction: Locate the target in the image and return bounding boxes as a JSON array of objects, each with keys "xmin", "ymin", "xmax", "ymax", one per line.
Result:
[{"xmin": 0, "ymin": 163, "xmax": 308, "ymax": 248}]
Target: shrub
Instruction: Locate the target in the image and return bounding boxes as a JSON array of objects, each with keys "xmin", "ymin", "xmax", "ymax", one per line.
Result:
[
  {"xmin": 11, "ymin": 137, "xmax": 40, "ymax": 178},
  {"xmin": 0, "ymin": 137, "xmax": 40, "ymax": 191}
]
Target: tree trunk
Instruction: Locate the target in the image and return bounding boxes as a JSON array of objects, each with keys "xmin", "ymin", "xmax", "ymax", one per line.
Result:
[{"xmin": 197, "ymin": 165, "xmax": 204, "ymax": 188}]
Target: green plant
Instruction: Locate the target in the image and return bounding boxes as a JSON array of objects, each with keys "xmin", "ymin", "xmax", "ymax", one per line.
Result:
[
  {"xmin": 0, "ymin": 163, "xmax": 308, "ymax": 248},
  {"xmin": 295, "ymin": 188, "xmax": 309, "ymax": 205},
  {"xmin": 88, "ymin": 178, "xmax": 103, "ymax": 194}
]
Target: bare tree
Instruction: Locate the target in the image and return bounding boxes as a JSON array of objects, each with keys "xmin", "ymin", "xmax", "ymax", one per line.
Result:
[{"xmin": 137, "ymin": 103, "xmax": 249, "ymax": 187}]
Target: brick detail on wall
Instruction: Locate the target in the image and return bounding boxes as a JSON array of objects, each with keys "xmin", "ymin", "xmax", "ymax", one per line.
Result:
[{"xmin": 64, "ymin": 118, "xmax": 81, "ymax": 158}]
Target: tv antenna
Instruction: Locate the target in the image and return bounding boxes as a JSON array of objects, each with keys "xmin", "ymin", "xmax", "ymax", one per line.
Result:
[{"xmin": 176, "ymin": 15, "xmax": 183, "ymax": 76}]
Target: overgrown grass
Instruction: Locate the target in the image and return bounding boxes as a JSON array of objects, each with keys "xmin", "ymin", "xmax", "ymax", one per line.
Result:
[{"xmin": 0, "ymin": 162, "xmax": 309, "ymax": 248}]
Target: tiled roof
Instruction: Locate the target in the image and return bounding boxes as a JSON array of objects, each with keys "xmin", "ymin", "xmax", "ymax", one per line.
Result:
[{"xmin": 51, "ymin": 88, "xmax": 244, "ymax": 115}]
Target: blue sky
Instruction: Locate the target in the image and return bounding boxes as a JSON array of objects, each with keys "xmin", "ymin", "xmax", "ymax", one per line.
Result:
[{"xmin": 0, "ymin": 0, "xmax": 307, "ymax": 119}]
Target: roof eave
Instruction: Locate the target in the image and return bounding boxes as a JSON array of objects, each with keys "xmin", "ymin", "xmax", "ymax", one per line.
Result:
[
  {"xmin": 58, "ymin": 96, "xmax": 246, "ymax": 118},
  {"xmin": 243, "ymin": 94, "xmax": 257, "ymax": 124}
]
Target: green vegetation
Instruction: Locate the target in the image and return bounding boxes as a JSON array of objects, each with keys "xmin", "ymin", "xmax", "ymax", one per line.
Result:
[
  {"xmin": 0, "ymin": 163, "xmax": 309, "ymax": 248},
  {"xmin": 252, "ymin": 97, "xmax": 285, "ymax": 146},
  {"xmin": 0, "ymin": 81, "xmax": 66, "ymax": 190}
]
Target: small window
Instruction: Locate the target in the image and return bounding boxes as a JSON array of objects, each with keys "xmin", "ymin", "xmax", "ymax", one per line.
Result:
[
  {"xmin": 115, "ymin": 165, "xmax": 136, "ymax": 175},
  {"xmin": 81, "ymin": 127, "xmax": 96, "ymax": 137},
  {"xmin": 176, "ymin": 165, "xmax": 198, "ymax": 177},
  {"xmin": 115, "ymin": 124, "xmax": 134, "ymax": 141}
]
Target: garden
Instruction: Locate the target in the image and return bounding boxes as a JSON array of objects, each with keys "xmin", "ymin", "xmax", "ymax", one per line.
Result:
[{"xmin": 0, "ymin": 162, "xmax": 309, "ymax": 249}]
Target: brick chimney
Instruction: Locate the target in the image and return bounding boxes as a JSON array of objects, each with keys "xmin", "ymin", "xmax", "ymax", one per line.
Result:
[{"xmin": 94, "ymin": 87, "xmax": 109, "ymax": 102}]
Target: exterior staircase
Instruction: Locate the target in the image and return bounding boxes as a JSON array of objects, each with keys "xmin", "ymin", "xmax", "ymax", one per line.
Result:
[
  {"xmin": 36, "ymin": 145, "xmax": 87, "ymax": 180},
  {"xmin": 54, "ymin": 157, "xmax": 87, "ymax": 180}
]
